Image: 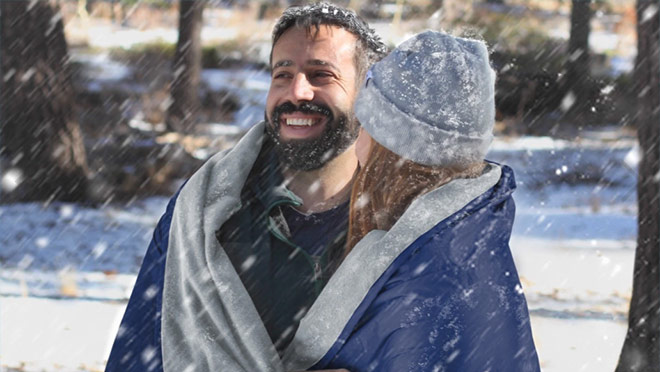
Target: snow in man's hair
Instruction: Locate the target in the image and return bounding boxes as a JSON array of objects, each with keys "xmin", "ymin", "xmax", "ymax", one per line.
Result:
[{"xmin": 271, "ymin": 2, "xmax": 388, "ymax": 71}]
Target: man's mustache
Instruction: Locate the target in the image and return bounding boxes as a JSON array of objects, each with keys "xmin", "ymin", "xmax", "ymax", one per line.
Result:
[{"xmin": 271, "ymin": 102, "xmax": 333, "ymax": 122}]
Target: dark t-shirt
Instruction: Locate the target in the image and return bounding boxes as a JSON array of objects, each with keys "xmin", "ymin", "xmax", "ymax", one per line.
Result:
[
  {"xmin": 218, "ymin": 194, "xmax": 349, "ymax": 354},
  {"xmin": 266, "ymin": 201, "xmax": 349, "ymax": 350},
  {"xmin": 281, "ymin": 202, "xmax": 349, "ymax": 257}
]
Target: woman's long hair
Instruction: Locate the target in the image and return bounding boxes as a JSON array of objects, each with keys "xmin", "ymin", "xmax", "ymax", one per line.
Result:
[{"xmin": 346, "ymin": 141, "xmax": 485, "ymax": 253}]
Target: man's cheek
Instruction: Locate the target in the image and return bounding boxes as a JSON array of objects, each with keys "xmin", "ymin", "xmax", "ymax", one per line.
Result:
[{"xmin": 264, "ymin": 111, "xmax": 277, "ymax": 131}]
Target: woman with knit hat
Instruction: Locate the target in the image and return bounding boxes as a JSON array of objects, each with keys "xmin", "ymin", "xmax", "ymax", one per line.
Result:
[{"xmin": 281, "ymin": 31, "xmax": 540, "ymax": 372}]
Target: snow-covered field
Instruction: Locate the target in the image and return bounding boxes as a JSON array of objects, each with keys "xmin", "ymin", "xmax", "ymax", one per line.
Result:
[{"xmin": 0, "ymin": 131, "xmax": 637, "ymax": 372}]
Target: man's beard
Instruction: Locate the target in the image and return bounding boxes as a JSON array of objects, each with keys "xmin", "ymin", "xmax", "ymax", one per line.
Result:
[{"xmin": 265, "ymin": 102, "xmax": 359, "ymax": 171}]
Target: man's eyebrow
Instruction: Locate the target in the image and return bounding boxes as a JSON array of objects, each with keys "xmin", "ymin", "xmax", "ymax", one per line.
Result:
[
  {"xmin": 307, "ymin": 59, "xmax": 337, "ymax": 70},
  {"xmin": 273, "ymin": 60, "xmax": 293, "ymax": 69},
  {"xmin": 272, "ymin": 59, "xmax": 338, "ymax": 70}
]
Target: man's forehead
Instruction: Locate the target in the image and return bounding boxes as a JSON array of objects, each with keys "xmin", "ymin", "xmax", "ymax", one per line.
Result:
[
  {"xmin": 282, "ymin": 23, "xmax": 353, "ymax": 42},
  {"xmin": 271, "ymin": 25, "xmax": 358, "ymax": 60}
]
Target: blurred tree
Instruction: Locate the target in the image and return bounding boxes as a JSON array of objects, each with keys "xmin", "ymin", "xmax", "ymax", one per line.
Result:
[
  {"xmin": 564, "ymin": 0, "xmax": 592, "ymax": 117},
  {"xmin": 615, "ymin": 1, "xmax": 660, "ymax": 371},
  {"xmin": 428, "ymin": 0, "xmax": 443, "ymax": 13},
  {"xmin": 0, "ymin": 1, "xmax": 89, "ymax": 203},
  {"xmin": 77, "ymin": 0, "xmax": 90, "ymax": 22},
  {"xmin": 166, "ymin": 0, "xmax": 204, "ymax": 133},
  {"xmin": 257, "ymin": 0, "xmax": 284, "ymax": 20}
]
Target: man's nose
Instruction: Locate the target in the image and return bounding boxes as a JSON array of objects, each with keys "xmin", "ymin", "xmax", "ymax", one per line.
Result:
[{"xmin": 289, "ymin": 73, "xmax": 314, "ymax": 103}]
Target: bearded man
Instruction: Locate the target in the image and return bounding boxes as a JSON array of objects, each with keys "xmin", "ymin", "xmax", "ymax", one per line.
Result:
[{"xmin": 105, "ymin": 3, "xmax": 387, "ymax": 372}]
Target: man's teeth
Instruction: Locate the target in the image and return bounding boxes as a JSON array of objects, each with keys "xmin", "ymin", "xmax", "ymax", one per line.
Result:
[{"xmin": 286, "ymin": 118, "xmax": 316, "ymax": 126}]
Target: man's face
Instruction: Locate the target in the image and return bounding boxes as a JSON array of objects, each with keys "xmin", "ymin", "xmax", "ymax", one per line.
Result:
[{"xmin": 266, "ymin": 25, "xmax": 360, "ymax": 171}]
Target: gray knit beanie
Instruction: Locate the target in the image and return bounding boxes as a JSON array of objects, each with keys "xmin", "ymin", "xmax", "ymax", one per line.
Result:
[{"xmin": 354, "ymin": 30, "xmax": 495, "ymax": 167}]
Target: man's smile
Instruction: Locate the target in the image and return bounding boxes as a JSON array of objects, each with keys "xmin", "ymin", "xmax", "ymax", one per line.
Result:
[
  {"xmin": 279, "ymin": 112, "xmax": 327, "ymax": 139},
  {"xmin": 285, "ymin": 118, "xmax": 316, "ymax": 126}
]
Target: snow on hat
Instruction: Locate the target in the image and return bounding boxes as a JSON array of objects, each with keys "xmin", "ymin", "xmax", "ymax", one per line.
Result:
[{"xmin": 354, "ymin": 30, "xmax": 495, "ymax": 167}]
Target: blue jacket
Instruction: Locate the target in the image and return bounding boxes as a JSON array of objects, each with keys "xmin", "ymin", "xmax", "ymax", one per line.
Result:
[{"xmin": 105, "ymin": 192, "xmax": 175, "ymax": 371}]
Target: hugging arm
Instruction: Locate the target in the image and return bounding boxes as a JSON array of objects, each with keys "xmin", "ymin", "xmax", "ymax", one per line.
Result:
[
  {"xmin": 323, "ymin": 236, "xmax": 538, "ymax": 372},
  {"xmin": 377, "ymin": 282, "xmax": 538, "ymax": 371}
]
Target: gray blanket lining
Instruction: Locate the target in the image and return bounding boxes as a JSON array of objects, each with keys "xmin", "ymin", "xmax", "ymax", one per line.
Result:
[{"xmin": 162, "ymin": 122, "xmax": 284, "ymax": 372}]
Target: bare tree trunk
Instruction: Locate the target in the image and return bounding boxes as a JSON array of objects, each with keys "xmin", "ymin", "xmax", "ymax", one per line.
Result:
[
  {"xmin": 564, "ymin": 0, "xmax": 592, "ymax": 117},
  {"xmin": 428, "ymin": 0, "xmax": 443, "ymax": 12},
  {"xmin": 568, "ymin": 0, "xmax": 591, "ymax": 77},
  {"xmin": 615, "ymin": 1, "xmax": 660, "ymax": 371},
  {"xmin": 166, "ymin": 0, "xmax": 204, "ymax": 133},
  {"xmin": 0, "ymin": 0, "xmax": 89, "ymax": 203}
]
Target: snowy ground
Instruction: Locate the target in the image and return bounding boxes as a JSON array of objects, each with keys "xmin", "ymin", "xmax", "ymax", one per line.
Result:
[{"xmin": 0, "ymin": 131, "xmax": 637, "ymax": 372}]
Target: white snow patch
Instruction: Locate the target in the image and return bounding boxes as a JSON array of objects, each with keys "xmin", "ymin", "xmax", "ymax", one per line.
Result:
[
  {"xmin": 530, "ymin": 316, "xmax": 626, "ymax": 372},
  {"xmin": 2, "ymin": 168, "xmax": 23, "ymax": 192},
  {"xmin": 601, "ymin": 84, "xmax": 615, "ymax": 95},
  {"xmin": 35, "ymin": 237, "xmax": 49, "ymax": 248},
  {"xmin": 86, "ymin": 26, "xmax": 178, "ymax": 49},
  {"xmin": 561, "ymin": 91, "xmax": 576, "ymax": 112},
  {"xmin": 642, "ymin": 4, "xmax": 659, "ymax": 23},
  {"xmin": 490, "ymin": 136, "xmax": 568, "ymax": 151},
  {"xmin": 1, "ymin": 297, "xmax": 124, "ymax": 372}
]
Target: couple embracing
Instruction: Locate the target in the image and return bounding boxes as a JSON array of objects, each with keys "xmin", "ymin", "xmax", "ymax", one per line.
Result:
[{"xmin": 107, "ymin": 3, "xmax": 540, "ymax": 372}]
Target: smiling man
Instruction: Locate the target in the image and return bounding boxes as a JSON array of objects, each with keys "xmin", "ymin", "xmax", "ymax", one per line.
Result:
[
  {"xmin": 267, "ymin": 25, "xmax": 360, "ymax": 174},
  {"xmin": 105, "ymin": 3, "xmax": 386, "ymax": 372}
]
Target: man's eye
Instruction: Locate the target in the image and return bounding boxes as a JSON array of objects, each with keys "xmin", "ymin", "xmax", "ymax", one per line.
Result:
[
  {"xmin": 273, "ymin": 72, "xmax": 291, "ymax": 79},
  {"xmin": 311, "ymin": 71, "xmax": 333, "ymax": 79}
]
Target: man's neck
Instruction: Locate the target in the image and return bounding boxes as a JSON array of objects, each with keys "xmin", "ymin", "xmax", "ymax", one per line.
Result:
[{"xmin": 283, "ymin": 144, "xmax": 358, "ymax": 214}]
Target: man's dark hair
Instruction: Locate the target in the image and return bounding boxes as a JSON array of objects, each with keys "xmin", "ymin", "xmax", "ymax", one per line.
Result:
[{"xmin": 271, "ymin": 2, "xmax": 388, "ymax": 85}]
